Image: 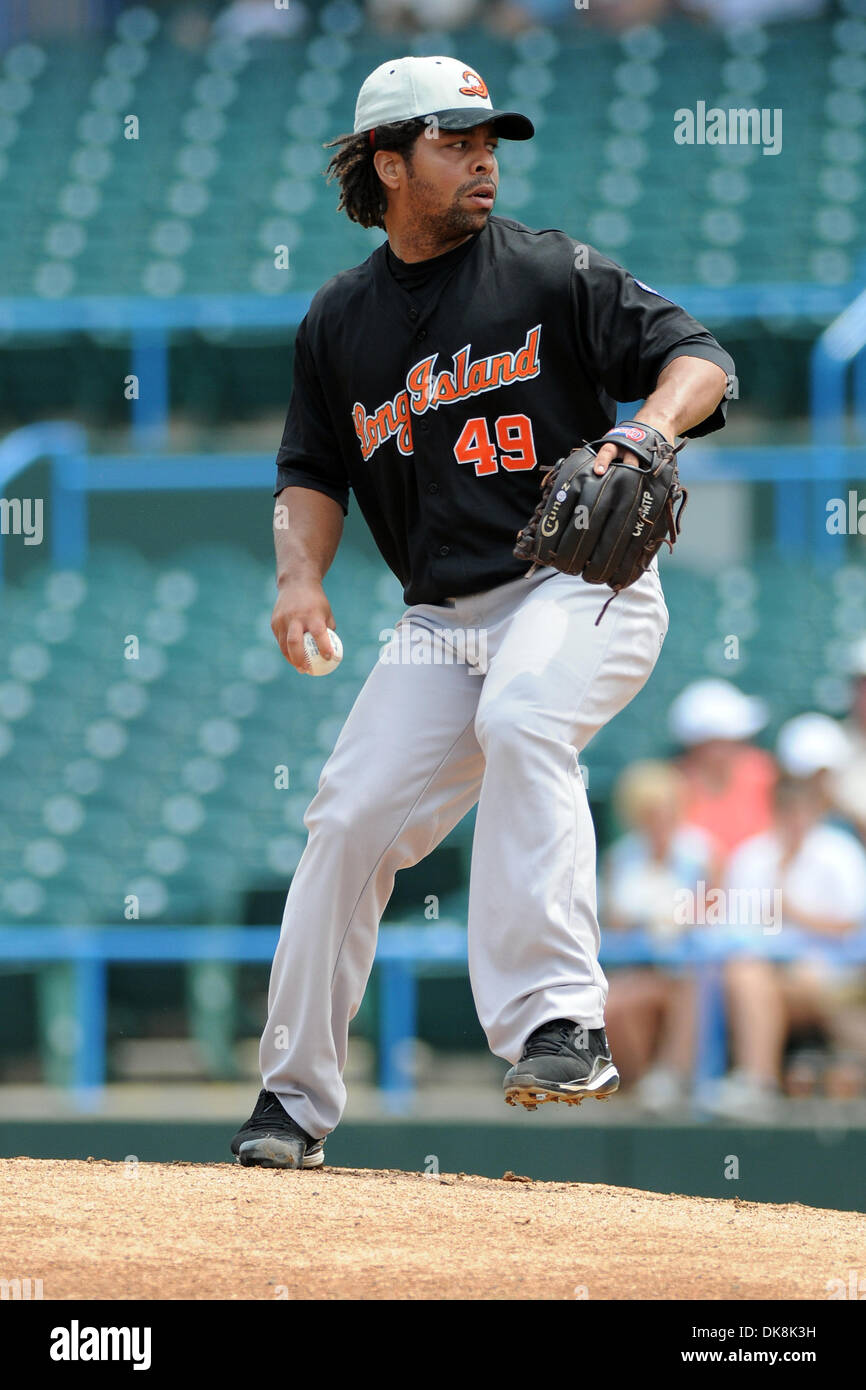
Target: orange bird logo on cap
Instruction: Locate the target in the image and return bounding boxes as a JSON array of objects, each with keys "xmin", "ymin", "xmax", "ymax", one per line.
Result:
[{"xmin": 459, "ymin": 69, "xmax": 488, "ymax": 98}]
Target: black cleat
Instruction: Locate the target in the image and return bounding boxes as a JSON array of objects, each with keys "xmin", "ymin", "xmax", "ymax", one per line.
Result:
[
  {"xmin": 503, "ymin": 1018, "xmax": 620, "ymax": 1111},
  {"xmin": 230, "ymin": 1089, "xmax": 326, "ymax": 1168}
]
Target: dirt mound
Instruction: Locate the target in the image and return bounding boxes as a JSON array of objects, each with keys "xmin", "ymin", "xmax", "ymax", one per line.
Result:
[{"xmin": 2, "ymin": 1158, "xmax": 862, "ymax": 1300}]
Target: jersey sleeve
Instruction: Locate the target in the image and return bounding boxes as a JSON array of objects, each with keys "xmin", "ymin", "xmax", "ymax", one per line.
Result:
[
  {"xmin": 570, "ymin": 245, "xmax": 736, "ymax": 438},
  {"xmin": 273, "ymin": 316, "xmax": 350, "ymax": 512}
]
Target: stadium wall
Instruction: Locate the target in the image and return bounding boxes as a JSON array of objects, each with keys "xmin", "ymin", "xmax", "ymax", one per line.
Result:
[{"xmin": 2, "ymin": 1119, "xmax": 863, "ymax": 1213}]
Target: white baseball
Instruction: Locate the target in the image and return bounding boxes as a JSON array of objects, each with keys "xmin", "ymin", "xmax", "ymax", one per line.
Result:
[{"xmin": 302, "ymin": 630, "xmax": 343, "ymax": 676}]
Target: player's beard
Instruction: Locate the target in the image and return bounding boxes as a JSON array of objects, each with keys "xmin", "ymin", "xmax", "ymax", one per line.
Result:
[{"xmin": 405, "ymin": 169, "xmax": 493, "ymax": 250}]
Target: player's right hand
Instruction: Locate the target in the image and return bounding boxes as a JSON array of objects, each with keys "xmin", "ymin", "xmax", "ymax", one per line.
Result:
[{"xmin": 271, "ymin": 581, "xmax": 337, "ymax": 673}]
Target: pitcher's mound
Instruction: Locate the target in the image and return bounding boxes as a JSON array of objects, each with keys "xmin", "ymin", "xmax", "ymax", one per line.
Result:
[{"xmin": 2, "ymin": 1158, "xmax": 861, "ymax": 1300}]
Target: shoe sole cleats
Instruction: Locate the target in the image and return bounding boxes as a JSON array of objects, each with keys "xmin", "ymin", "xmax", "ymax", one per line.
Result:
[
  {"xmin": 235, "ymin": 1136, "xmax": 326, "ymax": 1169},
  {"xmin": 504, "ymin": 1062, "xmax": 621, "ymax": 1111}
]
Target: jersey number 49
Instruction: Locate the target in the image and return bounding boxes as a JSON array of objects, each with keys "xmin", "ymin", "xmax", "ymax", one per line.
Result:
[{"xmin": 453, "ymin": 414, "xmax": 537, "ymax": 476}]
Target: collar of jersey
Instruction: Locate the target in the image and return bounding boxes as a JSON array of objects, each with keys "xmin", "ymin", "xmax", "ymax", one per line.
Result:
[{"xmin": 374, "ymin": 215, "xmax": 490, "ymax": 311}]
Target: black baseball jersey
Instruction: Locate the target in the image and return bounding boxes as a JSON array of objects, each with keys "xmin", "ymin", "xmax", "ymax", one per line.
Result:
[{"xmin": 274, "ymin": 214, "xmax": 735, "ymax": 606}]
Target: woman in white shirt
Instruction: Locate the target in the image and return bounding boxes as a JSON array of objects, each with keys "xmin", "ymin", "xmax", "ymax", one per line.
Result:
[
  {"xmin": 601, "ymin": 760, "xmax": 720, "ymax": 1113},
  {"xmin": 715, "ymin": 773, "xmax": 866, "ymax": 1113}
]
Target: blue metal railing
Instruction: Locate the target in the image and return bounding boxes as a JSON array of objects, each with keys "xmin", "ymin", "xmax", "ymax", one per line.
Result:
[
  {"xmin": 0, "ymin": 282, "xmax": 865, "ymax": 576},
  {"xmin": 810, "ymin": 285, "xmax": 866, "ymax": 558},
  {"xmin": 2, "ymin": 923, "xmax": 864, "ymax": 1116},
  {"xmin": 4, "ymin": 436, "xmax": 866, "ymax": 588},
  {"xmin": 0, "ymin": 281, "xmax": 855, "ymax": 449}
]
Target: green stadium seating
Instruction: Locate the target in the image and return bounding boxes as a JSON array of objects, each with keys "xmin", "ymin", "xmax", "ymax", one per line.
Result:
[
  {"xmin": 1, "ymin": 540, "xmax": 859, "ymax": 938},
  {"xmin": 1, "ymin": 11, "xmax": 863, "ymax": 297}
]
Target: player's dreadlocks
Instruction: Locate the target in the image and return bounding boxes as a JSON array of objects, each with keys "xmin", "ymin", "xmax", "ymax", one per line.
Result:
[{"xmin": 324, "ymin": 118, "xmax": 428, "ymax": 229}]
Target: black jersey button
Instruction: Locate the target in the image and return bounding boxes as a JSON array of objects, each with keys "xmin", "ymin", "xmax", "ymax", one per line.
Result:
[
  {"xmin": 408, "ymin": 308, "xmax": 419, "ymax": 321},
  {"xmin": 427, "ymin": 481, "xmax": 439, "ymax": 493},
  {"xmin": 419, "ymin": 421, "xmax": 429, "ymax": 433},
  {"xmin": 438, "ymin": 544, "xmax": 450, "ymax": 556},
  {"xmin": 416, "ymin": 328, "xmax": 427, "ymax": 340}
]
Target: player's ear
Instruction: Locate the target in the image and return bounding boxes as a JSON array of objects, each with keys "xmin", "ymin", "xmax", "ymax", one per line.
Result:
[{"xmin": 373, "ymin": 149, "xmax": 403, "ymax": 191}]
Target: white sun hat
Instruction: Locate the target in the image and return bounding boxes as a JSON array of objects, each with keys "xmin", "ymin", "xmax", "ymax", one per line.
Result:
[
  {"xmin": 669, "ymin": 679, "xmax": 768, "ymax": 746},
  {"xmin": 354, "ymin": 56, "xmax": 534, "ymax": 141},
  {"xmin": 776, "ymin": 712, "xmax": 851, "ymax": 776}
]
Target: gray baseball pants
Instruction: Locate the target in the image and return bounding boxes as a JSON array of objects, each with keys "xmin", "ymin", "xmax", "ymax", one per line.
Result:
[{"xmin": 260, "ymin": 561, "xmax": 668, "ymax": 1137}]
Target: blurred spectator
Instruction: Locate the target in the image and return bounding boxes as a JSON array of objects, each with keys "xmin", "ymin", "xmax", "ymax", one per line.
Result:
[
  {"xmin": 367, "ymin": 0, "xmax": 481, "ymax": 31},
  {"xmin": 167, "ymin": 7, "xmax": 214, "ymax": 50},
  {"xmin": 601, "ymin": 760, "xmax": 719, "ymax": 1113},
  {"xmin": 590, "ymin": 0, "xmax": 673, "ymax": 28},
  {"xmin": 213, "ymin": 0, "xmax": 308, "ymax": 38},
  {"xmin": 669, "ymin": 678, "xmax": 776, "ymax": 857},
  {"xmin": 707, "ymin": 773, "xmax": 866, "ymax": 1119},
  {"xmin": 831, "ymin": 636, "xmax": 866, "ymax": 845},
  {"xmin": 487, "ymin": 0, "xmax": 672, "ymax": 35},
  {"xmin": 680, "ymin": 0, "xmax": 826, "ymax": 25},
  {"xmin": 487, "ymin": 0, "xmax": 573, "ymax": 34}
]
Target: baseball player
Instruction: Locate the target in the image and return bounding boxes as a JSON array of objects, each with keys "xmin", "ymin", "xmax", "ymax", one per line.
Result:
[{"xmin": 231, "ymin": 55, "xmax": 734, "ymax": 1168}]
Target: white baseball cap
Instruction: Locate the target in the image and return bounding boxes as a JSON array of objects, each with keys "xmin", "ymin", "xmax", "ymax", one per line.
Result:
[
  {"xmin": 669, "ymin": 679, "xmax": 768, "ymax": 746},
  {"xmin": 353, "ymin": 56, "xmax": 534, "ymax": 142},
  {"xmin": 776, "ymin": 713, "xmax": 851, "ymax": 776}
]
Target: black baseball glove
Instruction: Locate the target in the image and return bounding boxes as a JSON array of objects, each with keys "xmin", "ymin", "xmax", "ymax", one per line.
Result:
[{"xmin": 513, "ymin": 421, "xmax": 688, "ymax": 621}]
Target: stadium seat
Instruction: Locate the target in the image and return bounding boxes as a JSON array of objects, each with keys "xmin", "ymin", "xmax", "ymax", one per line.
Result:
[{"xmin": 0, "ymin": 14, "xmax": 860, "ymax": 295}]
